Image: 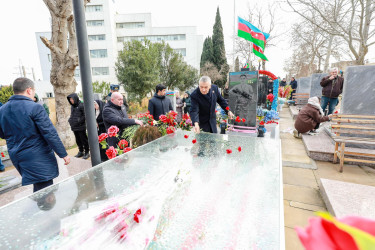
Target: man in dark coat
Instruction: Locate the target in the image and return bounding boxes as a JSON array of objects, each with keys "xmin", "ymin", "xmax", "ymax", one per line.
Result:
[
  {"xmin": 320, "ymin": 67, "xmax": 344, "ymax": 115},
  {"xmin": 67, "ymin": 93, "xmax": 90, "ymax": 159},
  {"xmin": 102, "ymin": 92, "xmax": 143, "ymax": 147},
  {"xmin": 0, "ymin": 78, "xmax": 70, "ymax": 192},
  {"xmin": 94, "ymin": 100, "xmax": 107, "ymax": 162},
  {"xmin": 190, "ymin": 76, "xmax": 234, "ymax": 133},
  {"xmin": 289, "ymin": 77, "xmax": 298, "ymax": 100},
  {"xmin": 148, "ymin": 84, "xmax": 173, "ymax": 121},
  {"xmin": 267, "ymin": 78, "xmax": 274, "ymax": 94},
  {"xmin": 280, "ymin": 78, "xmax": 287, "ymax": 87}
]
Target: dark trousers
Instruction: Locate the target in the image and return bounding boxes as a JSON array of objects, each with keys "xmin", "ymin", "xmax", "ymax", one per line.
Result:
[
  {"xmin": 33, "ymin": 179, "xmax": 53, "ymax": 192},
  {"xmin": 73, "ymin": 130, "xmax": 89, "ymax": 153}
]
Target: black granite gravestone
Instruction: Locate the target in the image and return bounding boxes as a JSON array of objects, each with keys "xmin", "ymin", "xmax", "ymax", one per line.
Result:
[
  {"xmin": 228, "ymin": 71, "xmax": 258, "ymax": 127},
  {"xmin": 297, "ymin": 77, "xmax": 312, "ymax": 94},
  {"xmin": 309, "ymin": 73, "xmax": 329, "ymax": 98}
]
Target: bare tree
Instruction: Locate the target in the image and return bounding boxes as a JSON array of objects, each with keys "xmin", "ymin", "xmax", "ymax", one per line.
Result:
[
  {"xmin": 287, "ymin": 0, "xmax": 375, "ymax": 65},
  {"xmin": 200, "ymin": 62, "xmax": 223, "ymax": 83},
  {"xmin": 40, "ymin": 0, "xmax": 89, "ymax": 147}
]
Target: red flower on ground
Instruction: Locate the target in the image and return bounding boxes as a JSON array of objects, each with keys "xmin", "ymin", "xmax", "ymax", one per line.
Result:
[
  {"xmin": 259, "ymin": 121, "xmax": 265, "ymax": 126},
  {"xmin": 123, "ymin": 147, "xmax": 132, "ymax": 153},
  {"xmin": 106, "ymin": 146, "xmax": 118, "ymax": 159},
  {"xmin": 133, "ymin": 208, "xmax": 143, "ymax": 223},
  {"xmin": 184, "ymin": 135, "xmax": 189, "ymax": 139},
  {"xmin": 235, "ymin": 116, "xmax": 241, "ymax": 122},
  {"xmin": 225, "ymin": 106, "xmax": 230, "ymax": 111},
  {"xmin": 334, "ymin": 111, "xmax": 338, "ymax": 114},
  {"xmin": 238, "ymin": 146, "xmax": 242, "ymax": 152},
  {"xmin": 226, "ymin": 149, "xmax": 232, "ymax": 154},
  {"xmin": 118, "ymin": 139, "xmax": 128, "ymax": 150},
  {"xmin": 242, "ymin": 118, "xmax": 246, "ymax": 123},
  {"xmin": 98, "ymin": 133, "xmax": 108, "ymax": 143},
  {"xmin": 192, "ymin": 139, "xmax": 197, "ymax": 144},
  {"xmin": 107, "ymin": 125, "xmax": 119, "ymax": 137}
]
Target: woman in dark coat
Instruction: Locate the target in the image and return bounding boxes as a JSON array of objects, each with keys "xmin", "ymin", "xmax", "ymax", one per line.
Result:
[
  {"xmin": 94, "ymin": 100, "xmax": 108, "ymax": 162},
  {"xmin": 182, "ymin": 92, "xmax": 191, "ymax": 114},
  {"xmin": 294, "ymin": 96, "xmax": 332, "ymax": 137}
]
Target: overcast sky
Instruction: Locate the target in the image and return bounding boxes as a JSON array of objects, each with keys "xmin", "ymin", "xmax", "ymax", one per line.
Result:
[{"xmin": 0, "ymin": 0, "xmax": 314, "ymax": 84}]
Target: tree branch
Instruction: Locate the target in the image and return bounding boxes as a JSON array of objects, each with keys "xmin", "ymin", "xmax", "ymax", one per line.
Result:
[
  {"xmin": 40, "ymin": 36, "xmax": 62, "ymax": 55},
  {"xmin": 42, "ymin": 0, "xmax": 58, "ymax": 16}
]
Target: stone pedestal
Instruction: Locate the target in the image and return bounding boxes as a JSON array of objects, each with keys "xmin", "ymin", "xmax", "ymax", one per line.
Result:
[{"xmin": 341, "ymin": 65, "xmax": 375, "ymax": 115}]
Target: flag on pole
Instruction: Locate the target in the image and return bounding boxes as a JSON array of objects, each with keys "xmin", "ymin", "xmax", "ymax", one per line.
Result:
[
  {"xmin": 244, "ymin": 62, "xmax": 250, "ymax": 68},
  {"xmin": 237, "ymin": 17, "xmax": 269, "ymax": 50},
  {"xmin": 253, "ymin": 44, "xmax": 268, "ymax": 61}
]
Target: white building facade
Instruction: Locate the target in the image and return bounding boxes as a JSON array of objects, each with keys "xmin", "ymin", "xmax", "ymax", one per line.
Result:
[{"xmin": 35, "ymin": 0, "xmax": 203, "ymax": 94}]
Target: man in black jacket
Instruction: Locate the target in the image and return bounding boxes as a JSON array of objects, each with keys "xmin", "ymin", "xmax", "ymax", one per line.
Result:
[
  {"xmin": 190, "ymin": 76, "xmax": 234, "ymax": 133},
  {"xmin": 280, "ymin": 78, "xmax": 287, "ymax": 87},
  {"xmin": 102, "ymin": 92, "xmax": 143, "ymax": 147},
  {"xmin": 289, "ymin": 77, "xmax": 298, "ymax": 100},
  {"xmin": 148, "ymin": 84, "xmax": 173, "ymax": 121},
  {"xmin": 67, "ymin": 93, "xmax": 90, "ymax": 159}
]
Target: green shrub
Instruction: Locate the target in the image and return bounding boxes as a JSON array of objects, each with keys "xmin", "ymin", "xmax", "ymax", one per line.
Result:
[{"xmin": 0, "ymin": 86, "xmax": 14, "ymax": 104}]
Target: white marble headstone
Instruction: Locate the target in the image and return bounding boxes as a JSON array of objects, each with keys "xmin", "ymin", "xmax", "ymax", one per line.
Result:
[{"xmin": 341, "ymin": 65, "xmax": 375, "ymax": 115}]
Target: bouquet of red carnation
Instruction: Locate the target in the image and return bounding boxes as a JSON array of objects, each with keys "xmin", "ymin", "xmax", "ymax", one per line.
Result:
[
  {"xmin": 98, "ymin": 125, "xmax": 133, "ymax": 160},
  {"xmin": 179, "ymin": 114, "xmax": 192, "ymax": 131},
  {"xmin": 267, "ymin": 93, "xmax": 274, "ymax": 104},
  {"xmin": 137, "ymin": 111, "xmax": 155, "ymax": 126},
  {"xmin": 278, "ymin": 85, "xmax": 292, "ymax": 99},
  {"xmin": 158, "ymin": 110, "xmax": 178, "ymax": 136}
]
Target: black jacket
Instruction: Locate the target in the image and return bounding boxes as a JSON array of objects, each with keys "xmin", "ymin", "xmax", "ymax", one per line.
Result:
[
  {"xmin": 67, "ymin": 93, "xmax": 86, "ymax": 132},
  {"xmin": 290, "ymin": 80, "xmax": 298, "ymax": 90},
  {"xmin": 190, "ymin": 84, "xmax": 229, "ymax": 133},
  {"xmin": 280, "ymin": 80, "xmax": 287, "ymax": 87},
  {"xmin": 320, "ymin": 76, "xmax": 344, "ymax": 98},
  {"xmin": 95, "ymin": 100, "xmax": 106, "ymax": 134},
  {"xmin": 102, "ymin": 101, "xmax": 136, "ymax": 147},
  {"xmin": 267, "ymin": 81, "xmax": 274, "ymax": 94},
  {"xmin": 148, "ymin": 94, "xmax": 173, "ymax": 121}
]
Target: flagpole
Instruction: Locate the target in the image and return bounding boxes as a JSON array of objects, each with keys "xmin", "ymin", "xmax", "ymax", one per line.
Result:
[{"xmin": 233, "ymin": 0, "xmax": 236, "ymax": 70}]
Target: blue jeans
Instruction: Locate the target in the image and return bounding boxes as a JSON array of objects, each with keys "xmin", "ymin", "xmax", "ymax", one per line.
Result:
[
  {"xmin": 0, "ymin": 157, "xmax": 4, "ymax": 171},
  {"xmin": 321, "ymin": 96, "xmax": 338, "ymax": 115}
]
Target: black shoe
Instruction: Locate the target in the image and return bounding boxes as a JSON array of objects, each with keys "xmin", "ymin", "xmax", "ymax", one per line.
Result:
[
  {"xmin": 0, "ymin": 168, "xmax": 5, "ymax": 172},
  {"xmin": 75, "ymin": 151, "xmax": 84, "ymax": 158},
  {"xmin": 82, "ymin": 152, "xmax": 90, "ymax": 160}
]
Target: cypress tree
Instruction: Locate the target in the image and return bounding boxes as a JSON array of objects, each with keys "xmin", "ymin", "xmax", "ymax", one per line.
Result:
[
  {"xmin": 235, "ymin": 56, "xmax": 240, "ymax": 72},
  {"xmin": 212, "ymin": 7, "xmax": 227, "ymax": 69},
  {"xmin": 200, "ymin": 36, "xmax": 214, "ymax": 69}
]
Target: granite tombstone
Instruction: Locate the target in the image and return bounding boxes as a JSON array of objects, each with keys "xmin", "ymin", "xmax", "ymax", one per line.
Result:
[
  {"xmin": 297, "ymin": 77, "xmax": 311, "ymax": 94},
  {"xmin": 341, "ymin": 65, "xmax": 375, "ymax": 115},
  {"xmin": 309, "ymin": 73, "xmax": 329, "ymax": 98},
  {"xmin": 228, "ymin": 71, "xmax": 258, "ymax": 127}
]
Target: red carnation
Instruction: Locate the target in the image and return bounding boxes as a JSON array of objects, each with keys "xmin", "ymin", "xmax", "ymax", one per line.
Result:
[
  {"xmin": 118, "ymin": 139, "xmax": 128, "ymax": 150},
  {"xmin": 334, "ymin": 111, "xmax": 338, "ymax": 114},
  {"xmin": 184, "ymin": 135, "xmax": 189, "ymax": 139},
  {"xmin": 225, "ymin": 107, "xmax": 230, "ymax": 111},
  {"xmin": 98, "ymin": 133, "xmax": 108, "ymax": 143},
  {"xmin": 192, "ymin": 139, "xmax": 197, "ymax": 144},
  {"xmin": 259, "ymin": 121, "xmax": 265, "ymax": 126},
  {"xmin": 235, "ymin": 116, "xmax": 241, "ymax": 122},
  {"xmin": 226, "ymin": 149, "xmax": 232, "ymax": 154},
  {"xmin": 166, "ymin": 126, "xmax": 175, "ymax": 134},
  {"xmin": 134, "ymin": 214, "xmax": 140, "ymax": 223},
  {"xmin": 107, "ymin": 125, "xmax": 119, "ymax": 137},
  {"xmin": 123, "ymin": 147, "xmax": 132, "ymax": 153},
  {"xmin": 242, "ymin": 118, "xmax": 246, "ymax": 123},
  {"xmin": 238, "ymin": 146, "xmax": 242, "ymax": 152},
  {"xmin": 106, "ymin": 146, "xmax": 118, "ymax": 159}
]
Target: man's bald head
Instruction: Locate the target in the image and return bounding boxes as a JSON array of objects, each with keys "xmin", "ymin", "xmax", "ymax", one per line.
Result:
[{"xmin": 111, "ymin": 92, "xmax": 123, "ymax": 107}]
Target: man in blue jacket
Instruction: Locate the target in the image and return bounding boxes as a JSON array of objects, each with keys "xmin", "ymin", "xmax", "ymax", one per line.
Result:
[
  {"xmin": 190, "ymin": 76, "xmax": 234, "ymax": 133},
  {"xmin": 148, "ymin": 84, "xmax": 173, "ymax": 121},
  {"xmin": 0, "ymin": 78, "xmax": 70, "ymax": 192}
]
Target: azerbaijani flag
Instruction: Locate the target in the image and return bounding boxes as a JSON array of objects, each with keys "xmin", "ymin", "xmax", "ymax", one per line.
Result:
[
  {"xmin": 238, "ymin": 17, "xmax": 270, "ymax": 50},
  {"xmin": 253, "ymin": 44, "xmax": 268, "ymax": 61}
]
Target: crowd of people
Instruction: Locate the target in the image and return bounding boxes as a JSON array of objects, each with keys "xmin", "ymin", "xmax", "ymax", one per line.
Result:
[{"xmin": 0, "ymin": 67, "xmax": 343, "ymax": 192}]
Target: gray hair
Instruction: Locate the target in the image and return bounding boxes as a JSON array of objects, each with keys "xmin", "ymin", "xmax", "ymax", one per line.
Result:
[
  {"xmin": 199, "ymin": 76, "xmax": 212, "ymax": 84},
  {"xmin": 13, "ymin": 77, "xmax": 35, "ymax": 94},
  {"xmin": 329, "ymin": 67, "xmax": 339, "ymax": 73}
]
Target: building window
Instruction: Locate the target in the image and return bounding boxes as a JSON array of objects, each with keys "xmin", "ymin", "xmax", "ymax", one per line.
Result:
[
  {"xmin": 88, "ymin": 34, "xmax": 106, "ymax": 41},
  {"xmin": 47, "ymin": 54, "xmax": 51, "ymax": 62},
  {"xmin": 92, "ymin": 67, "xmax": 109, "ymax": 75},
  {"xmin": 46, "ymin": 92, "xmax": 53, "ymax": 98},
  {"xmin": 90, "ymin": 49, "xmax": 107, "ymax": 58},
  {"xmin": 116, "ymin": 22, "xmax": 145, "ymax": 29},
  {"xmin": 117, "ymin": 34, "xmax": 186, "ymax": 43},
  {"xmin": 87, "ymin": 20, "xmax": 104, "ymax": 26},
  {"xmin": 74, "ymin": 68, "xmax": 80, "ymax": 77},
  {"xmin": 86, "ymin": 5, "xmax": 103, "ymax": 12},
  {"xmin": 174, "ymin": 48, "xmax": 186, "ymax": 56}
]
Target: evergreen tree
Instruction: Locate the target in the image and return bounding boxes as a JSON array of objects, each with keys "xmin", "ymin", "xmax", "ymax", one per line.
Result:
[
  {"xmin": 235, "ymin": 56, "xmax": 240, "ymax": 72},
  {"xmin": 200, "ymin": 36, "xmax": 213, "ymax": 69},
  {"xmin": 212, "ymin": 7, "xmax": 228, "ymax": 87}
]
